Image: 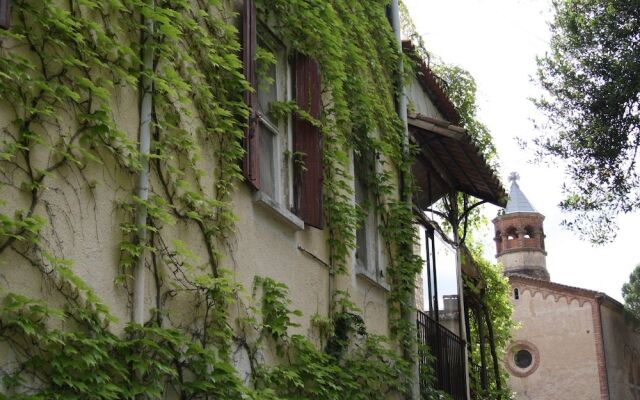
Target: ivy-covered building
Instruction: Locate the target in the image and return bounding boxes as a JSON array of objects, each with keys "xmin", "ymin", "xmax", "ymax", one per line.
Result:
[{"xmin": 0, "ymin": 1, "xmax": 506, "ymax": 399}]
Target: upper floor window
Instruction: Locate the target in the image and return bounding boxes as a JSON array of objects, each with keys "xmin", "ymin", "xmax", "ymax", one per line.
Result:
[
  {"xmin": 523, "ymin": 225, "xmax": 535, "ymax": 239},
  {"xmin": 242, "ymin": 0, "xmax": 323, "ymax": 229},
  {"xmin": 0, "ymin": 0, "xmax": 10, "ymax": 29},
  {"xmin": 354, "ymin": 153, "xmax": 386, "ymax": 287},
  {"xmin": 256, "ymin": 28, "xmax": 290, "ymax": 203}
]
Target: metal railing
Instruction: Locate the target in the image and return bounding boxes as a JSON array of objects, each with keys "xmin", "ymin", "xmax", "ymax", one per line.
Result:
[{"xmin": 417, "ymin": 310, "xmax": 467, "ymax": 400}]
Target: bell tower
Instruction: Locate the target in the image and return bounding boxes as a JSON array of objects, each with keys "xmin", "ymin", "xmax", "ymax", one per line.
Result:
[{"xmin": 493, "ymin": 173, "xmax": 549, "ymax": 281}]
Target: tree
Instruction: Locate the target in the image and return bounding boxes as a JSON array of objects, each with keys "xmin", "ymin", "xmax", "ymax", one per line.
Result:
[
  {"xmin": 622, "ymin": 263, "xmax": 640, "ymax": 319},
  {"xmin": 534, "ymin": 0, "xmax": 640, "ymax": 244}
]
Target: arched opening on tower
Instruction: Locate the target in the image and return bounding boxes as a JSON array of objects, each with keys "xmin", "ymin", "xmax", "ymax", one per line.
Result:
[
  {"xmin": 523, "ymin": 225, "xmax": 535, "ymax": 239},
  {"xmin": 506, "ymin": 227, "xmax": 518, "ymax": 240}
]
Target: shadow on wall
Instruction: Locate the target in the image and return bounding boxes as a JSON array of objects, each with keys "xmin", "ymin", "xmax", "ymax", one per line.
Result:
[{"xmin": 626, "ymin": 344, "xmax": 640, "ymax": 399}]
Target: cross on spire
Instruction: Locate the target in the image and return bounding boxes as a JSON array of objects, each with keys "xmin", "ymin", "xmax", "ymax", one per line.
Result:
[{"xmin": 508, "ymin": 171, "xmax": 520, "ymax": 183}]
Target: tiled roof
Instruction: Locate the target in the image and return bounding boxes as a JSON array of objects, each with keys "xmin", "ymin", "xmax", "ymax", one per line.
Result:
[{"xmin": 409, "ymin": 114, "xmax": 507, "ymax": 208}]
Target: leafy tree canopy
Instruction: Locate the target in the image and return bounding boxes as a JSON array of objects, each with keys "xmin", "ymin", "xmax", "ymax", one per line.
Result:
[
  {"xmin": 622, "ymin": 263, "xmax": 640, "ymax": 319},
  {"xmin": 534, "ymin": 0, "xmax": 640, "ymax": 244}
]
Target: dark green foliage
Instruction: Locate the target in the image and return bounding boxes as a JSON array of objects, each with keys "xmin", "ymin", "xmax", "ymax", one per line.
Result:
[
  {"xmin": 253, "ymin": 289, "xmax": 411, "ymax": 400},
  {"xmin": 464, "ymin": 251, "xmax": 515, "ymax": 400},
  {"xmin": 534, "ymin": 0, "xmax": 640, "ymax": 243},
  {"xmin": 430, "ymin": 64, "xmax": 497, "ymax": 166},
  {"xmin": 0, "ymin": 294, "xmax": 248, "ymax": 400},
  {"xmin": 622, "ymin": 263, "xmax": 640, "ymax": 320}
]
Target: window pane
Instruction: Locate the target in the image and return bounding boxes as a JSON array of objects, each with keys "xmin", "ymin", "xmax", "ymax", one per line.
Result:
[
  {"xmin": 514, "ymin": 350, "xmax": 533, "ymax": 369},
  {"xmin": 257, "ymin": 63, "xmax": 276, "ymax": 116},
  {"xmin": 259, "ymin": 126, "xmax": 276, "ymax": 199},
  {"xmin": 355, "ymin": 171, "xmax": 369, "ymax": 269},
  {"xmin": 257, "ymin": 41, "xmax": 277, "ymax": 120}
]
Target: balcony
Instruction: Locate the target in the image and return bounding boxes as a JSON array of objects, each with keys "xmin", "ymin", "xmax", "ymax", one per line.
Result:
[{"xmin": 417, "ymin": 309, "xmax": 467, "ymax": 400}]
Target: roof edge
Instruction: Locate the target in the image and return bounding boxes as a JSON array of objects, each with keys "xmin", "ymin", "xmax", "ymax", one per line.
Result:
[
  {"xmin": 402, "ymin": 41, "xmax": 460, "ymax": 125},
  {"xmin": 509, "ymin": 274, "xmax": 624, "ymax": 308}
]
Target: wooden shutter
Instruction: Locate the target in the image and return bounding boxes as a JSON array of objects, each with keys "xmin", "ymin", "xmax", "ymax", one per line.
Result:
[
  {"xmin": 0, "ymin": 0, "xmax": 10, "ymax": 30},
  {"xmin": 293, "ymin": 54, "xmax": 323, "ymax": 229},
  {"xmin": 242, "ymin": 0, "xmax": 259, "ymax": 189}
]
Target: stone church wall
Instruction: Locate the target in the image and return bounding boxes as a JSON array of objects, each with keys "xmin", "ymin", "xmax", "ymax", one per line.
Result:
[
  {"xmin": 507, "ymin": 284, "xmax": 601, "ymax": 399},
  {"xmin": 600, "ymin": 301, "xmax": 640, "ymax": 400}
]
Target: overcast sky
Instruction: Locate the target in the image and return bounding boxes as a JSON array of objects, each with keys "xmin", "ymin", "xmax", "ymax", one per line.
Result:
[{"xmin": 405, "ymin": 0, "xmax": 640, "ymax": 303}]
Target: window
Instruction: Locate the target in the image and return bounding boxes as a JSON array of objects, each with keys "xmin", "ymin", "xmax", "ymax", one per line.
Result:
[
  {"xmin": 0, "ymin": 0, "xmax": 9, "ymax": 30},
  {"xmin": 523, "ymin": 225, "xmax": 534, "ymax": 239},
  {"xmin": 514, "ymin": 288, "xmax": 519, "ymax": 300},
  {"xmin": 506, "ymin": 227, "xmax": 518, "ymax": 240},
  {"xmin": 506, "ymin": 341, "xmax": 540, "ymax": 377},
  {"xmin": 354, "ymin": 154, "xmax": 386, "ymax": 287},
  {"xmin": 514, "ymin": 349, "xmax": 533, "ymax": 369},
  {"xmin": 255, "ymin": 29, "xmax": 289, "ymax": 203},
  {"xmin": 242, "ymin": 0, "xmax": 323, "ymax": 229}
]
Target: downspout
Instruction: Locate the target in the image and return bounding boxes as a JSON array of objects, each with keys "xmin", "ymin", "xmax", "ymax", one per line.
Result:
[
  {"xmin": 390, "ymin": 2, "xmax": 420, "ymax": 399},
  {"xmin": 133, "ymin": 0, "xmax": 154, "ymax": 325}
]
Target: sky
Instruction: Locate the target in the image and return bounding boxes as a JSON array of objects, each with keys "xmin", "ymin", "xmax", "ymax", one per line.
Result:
[{"xmin": 405, "ymin": 0, "xmax": 640, "ymax": 304}]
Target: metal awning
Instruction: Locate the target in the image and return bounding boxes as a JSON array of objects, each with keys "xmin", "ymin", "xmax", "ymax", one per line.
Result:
[{"xmin": 409, "ymin": 113, "xmax": 507, "ymax": 209}]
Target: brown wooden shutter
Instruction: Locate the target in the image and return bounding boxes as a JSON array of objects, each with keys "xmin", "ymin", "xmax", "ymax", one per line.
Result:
[
  {"xmin": 293, "ymin": 54, "xmax": 323, "ymax": 229},
  {"xmin": 242, "ymin": 0, "xmax": 259, "ymax": 190},
  {"xmin": 0, "ymin": 0, "xmax": 10, "ymax": 30}
]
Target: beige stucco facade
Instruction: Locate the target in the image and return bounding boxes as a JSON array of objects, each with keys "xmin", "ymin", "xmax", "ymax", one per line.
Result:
[
  {"xmin": 600, "ymin": 299, "xmax": 640, "ymax": 400},
  {"xmin": 507, "ymin": 278, "xmax": 603, "ymax": 400},
  {"xmin": 506, "ymin": 276, "xmax": 640, "ymax": 400}
]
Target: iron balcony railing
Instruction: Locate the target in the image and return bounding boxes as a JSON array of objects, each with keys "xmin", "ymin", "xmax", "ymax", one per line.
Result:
[{"xmin": 417, "ymin": 310, "xmax": 467, "ymax": 400}]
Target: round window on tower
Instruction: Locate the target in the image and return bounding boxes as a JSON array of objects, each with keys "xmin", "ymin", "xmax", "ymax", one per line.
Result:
[{"xmin": 514, "ymin": 349, "xmax": 532, "ymax": 368}]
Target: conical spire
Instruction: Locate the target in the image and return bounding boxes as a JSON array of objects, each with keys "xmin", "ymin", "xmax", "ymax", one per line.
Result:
[
  {"xmin": 504, "ymin": 172, "xmax": 536, "ymax": 214},
  {"xmin": 493, "ymin": 172, "xmax": 548, "ymax": 280}
]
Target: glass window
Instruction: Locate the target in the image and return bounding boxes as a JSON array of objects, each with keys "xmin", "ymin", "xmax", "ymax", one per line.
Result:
[
  {"xmin": 514, "ymin": 349, "xmax": 533, "ymax": 369},
  {"xmin": 255, "ymin": 26, "xmax": 291, "ymax": 207},
  {"xmin": 354, "ymin": 153, "xmax": 385, "ymax": 286}
]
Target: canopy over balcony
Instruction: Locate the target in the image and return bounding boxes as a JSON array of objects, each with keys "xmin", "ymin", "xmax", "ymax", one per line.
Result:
[{"xmin": 409, "ymin": 113, "xmax": 507, "ymax": 210}]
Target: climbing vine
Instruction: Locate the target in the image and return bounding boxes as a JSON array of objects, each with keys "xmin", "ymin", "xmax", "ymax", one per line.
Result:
[
  {"xmin": 463, "ymin": 248, "xmax": 515, "ymax": 400},
  {"xmin": 0, "ymin": 0, "xmax": 430, "ymax": 399}
]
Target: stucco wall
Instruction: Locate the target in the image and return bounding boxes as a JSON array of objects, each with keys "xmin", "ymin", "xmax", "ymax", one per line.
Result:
[
  {"xmin": 601, "ymin": 302, "xmax": 640, "ymax": 400},
  {"xmin": 408, "ymin": 76, "xmax": 445, "ymax": 120},
  {"xmin": 507, "ymin": 283, "xmax": 602, "ymax": 400}
]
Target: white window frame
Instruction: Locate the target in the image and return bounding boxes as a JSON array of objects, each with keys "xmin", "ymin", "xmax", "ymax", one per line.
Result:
[
  {"xmin": 253, "ymin": 24, "xmax": 302, "ymax": 230},
  {"xmin": 354, "ymin": 153, "xmax": 388, "ymax": 289}
]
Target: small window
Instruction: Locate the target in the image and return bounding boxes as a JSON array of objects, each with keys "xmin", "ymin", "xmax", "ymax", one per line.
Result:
[
  {"xmin": 514, "ymin": 288, "xmax": 520, "ymax": 300},
  {"xmin": 523, "ymin": 226, "xmax": 534, "ymax": 239},
  {"xmin": 354, "ymin": 154, "xmax": 384, "ymax": 285},
  {"xmin": 0, "ymin": 0, "xmax": 9, "ymax": 30},
  {"xmin": 255, "ymin": 26, "xmax": 292, "ymax": 206},
  {"xmin": 506, "ymin": 227, "xmax": 518, "ymax": 240},
  {"xmin": 514, "ymin": 349, "xmax": 533, "ymax": 369}
]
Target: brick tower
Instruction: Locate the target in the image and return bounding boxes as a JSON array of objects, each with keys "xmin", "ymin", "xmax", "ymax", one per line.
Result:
[{"xmin": 492, "ymin": 173, "xmax": 549, "ymax": 281}]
